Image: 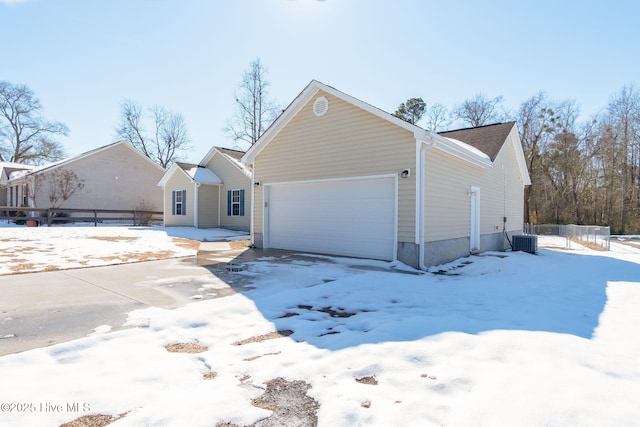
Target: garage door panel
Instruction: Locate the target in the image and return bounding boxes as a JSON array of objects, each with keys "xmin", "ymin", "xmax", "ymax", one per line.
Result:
[{"xmin": 266, "ymin": 178, "xmax": 396, "ymax": 260}]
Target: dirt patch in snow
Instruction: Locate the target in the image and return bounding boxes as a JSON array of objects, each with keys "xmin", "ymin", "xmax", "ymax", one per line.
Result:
[
  {"xmin": 232, "ymin": 330, "xmax": 293, "ymax": 346},
  {"xmin": 95, "ymin": 250, "xmax": 176, "ymax": 263},
  {"xmin": 164, "ymin": 342, "xmax": 208, "ymax": 353},
  {"xmin": 229, "ymin": 239, "xmax": 250, "ymax": 250},
  {"xmin": 59, "ymin": 412, "xmax": 127, "ymax": 427},
  {"xmin": 171, "ymin": 237, "xmax": 201, "ymax": 250},
  {"xmin": 243, "ymin": 351, "xmax": 282, "ymax": 362},
  {"xmin": 88, "ymin": 236, "xmax": 139, "ymax": 242},
  {"xmin": 217, "ymin": 378, "xmax": 319, "ymax": 427},
  {"xmin": 10, "ymin": 261, "xmax": 38, "ymax": 272},
  {"xmin": 203, "ymin": 371, "xmax": 218, "ymax": 380},
  {"xmin": 355, "ymin": 375, "xmax": 378, "ymax": 385}
]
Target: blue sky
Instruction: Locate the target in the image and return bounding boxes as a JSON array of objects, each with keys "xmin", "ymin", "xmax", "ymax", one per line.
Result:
[{"xmin": 2, "ymin": 0, "xmax": 638, "ymax": 163}]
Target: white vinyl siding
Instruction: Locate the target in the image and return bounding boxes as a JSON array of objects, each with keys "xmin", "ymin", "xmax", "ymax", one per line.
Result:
[
  {"xmin": 497, "ymin": 132, "xmax": 527, "ymax": 233},
  {"xmin": 203, "ymin": 154, "xmax": 251, "ymax": 231},
  {"xmin": 22, "ymin": 143, "xmax": 164, "ymax": 211},
  {"xmin": 424, "ymin": 149, "xmax": 482, "ymax": 242},
  {"xmin": 163, "ymin": 170, "xmax": 194, "ymax": 227},
  {"xmin": 197, "ymin": 185, "xmax": 220, "ymax": 228},
  {"xmin": 424, "ymin": 131, "xmax": 526, "ymax": 244}
]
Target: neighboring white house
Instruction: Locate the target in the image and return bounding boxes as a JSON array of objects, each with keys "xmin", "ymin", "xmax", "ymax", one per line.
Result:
[
  {"xmin": 158, "ymin": 147, "xmax": 251, "ymax": 231},
  {"xmin": 1, "ymin": 162, "xmax": 35, "ymax": 207},
  {"xmin": 242, "ymin": 80, "xmax": 530, "ymax": 268},
  {"xmin": 7, "ymin": 141, "xmax": 165, "ymax": 212}
]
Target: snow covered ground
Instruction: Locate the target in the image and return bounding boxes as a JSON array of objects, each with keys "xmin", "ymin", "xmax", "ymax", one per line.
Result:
[
  {"xmin": 0, "ymin": 224, "xmax": 248, "ymax": 275},
  {"xmin": 1, "ymin": 232, "xmax": 640, "ymax": 426}
]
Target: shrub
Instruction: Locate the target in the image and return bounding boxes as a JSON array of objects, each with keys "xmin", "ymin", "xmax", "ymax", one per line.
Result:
[{"xmin": 14, "ymin": 209, "xmax": 27, "ymax": 225}]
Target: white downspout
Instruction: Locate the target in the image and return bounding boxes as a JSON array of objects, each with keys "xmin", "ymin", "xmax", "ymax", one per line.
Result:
[
  {"xmin": 217, "ymin": 185, "xmax": 221, "ymax": 227},
  {"xmin": 194, "ymin": 182, "xmax": 200, "ymax": 228},
  {"xmin": 249, "ymin": 162, "xmax": 255, "ymax": 246},
  {"xmin": 418, "ymin": 138, "xmax": 436, "ymax": 271},
  {"xmin": 161, "ymin": 185, "xmax": 166, "ymax": 227}
]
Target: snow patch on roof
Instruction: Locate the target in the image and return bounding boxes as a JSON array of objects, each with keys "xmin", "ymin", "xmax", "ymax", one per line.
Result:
[
  {"xmin": 221, "ymin": 152, "xmax": 252, "ymax": 177},
  {"xmin": 182, "ymin": 164, "xmax": 222, "ymax": 185},
  {"xmin": 0, "ymin": 162, "xmax": 36, "ymax": 185},
  {"xmin": 442, "ymin": 137, "xmax": 492, "ymax": 162}
]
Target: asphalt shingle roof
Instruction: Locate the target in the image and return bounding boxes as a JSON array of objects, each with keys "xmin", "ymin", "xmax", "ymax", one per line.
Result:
[
  {"xmin": 214, "ymin": 147, "xmax": 245, "ymax": 161},
  {"xmin": 438, "ymin": 121, "xmax": 516, "ymax": 161}
]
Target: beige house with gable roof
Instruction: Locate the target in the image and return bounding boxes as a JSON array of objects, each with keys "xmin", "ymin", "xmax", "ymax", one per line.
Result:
[
  {"xmin": 242, "ymin": 80, "xmax": 530, "ymax": 268},
  {"xmin": 158, "ymin": 147, "xmax": 251, "ymax": 231},
  {"xmin": 6, "ymin": 141, "xmax": 164, "ymax": 213}
]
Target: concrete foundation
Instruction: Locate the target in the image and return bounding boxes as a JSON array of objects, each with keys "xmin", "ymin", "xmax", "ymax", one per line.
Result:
[
  {"xmin": 397, "ymin": 242, "xmax": 421, "ymax": 269},
  {"xmin": 253, "ymin": 231, "xmax": 515, "ymax": 269},
  {"xmin": 423, "ymin": 236, "xmax": 471, "ymax": 267},
  {"xmin": 422, "ymin": 231, "xmax": 513, "ymax": 267},
  {"xmin": 252, "ymin": 232, "xmax": 264, "ymax": 248}
]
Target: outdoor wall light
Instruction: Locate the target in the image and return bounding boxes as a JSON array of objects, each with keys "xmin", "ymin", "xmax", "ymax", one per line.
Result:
[
  {"xmin": 400, "ymin": 169, "xmax": 411, "ymax": 178},
  {"xmin": 254, "ymin": 181, "xmax": 261, "ymax": 186}
]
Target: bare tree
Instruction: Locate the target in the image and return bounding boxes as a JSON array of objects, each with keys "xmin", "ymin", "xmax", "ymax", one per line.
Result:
[
  {"xmin": 116, "ymin": 100, "xmax": 145, "ymax": 154},
  {"xmin": 424, "ymin": 103, "xmax": 450, "ymax": 132},
  {"xmin": 116, "ymin": 100, "xmax": 190, "ymax": 168},
  {"xmin": 451, "ymin": 93, "xmax": 507, "ymax": 128},
  {"xmin": 0, "ymin": 80, "xmax": 68, "ymax": 164},
  {"xmin": 47, "ymin": 169, "xmax": 85, "ymax": 209},
  {"xmin": 224, "ymin": 58, "xmax": 279, "ymax": 147},
  {"xmin": 600, "ymin": 85, "xmax": 640, "ymax": 232},
  {"xmin": 28, "ymin": 169, "xmax": 85, "ymax": 209},
  {"xmin": 517, "ymin": 92, "xmax": 561, "ymax": 223}
]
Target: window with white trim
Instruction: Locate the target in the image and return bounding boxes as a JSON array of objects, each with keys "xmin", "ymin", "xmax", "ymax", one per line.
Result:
[
  {"xmin": 175, "ymin": 190, "xmax": 183, "ymax": 215},
  {"xmin": 172, "ymin": 189, "xmax": 186, "ymax": 216},
  {"xmin": 231, "ymin": 189, "xmax": 241, "ymax": 216},
  {"xmin": 227, "ymin": 189, "xmax": 245, "ymax": 217}
]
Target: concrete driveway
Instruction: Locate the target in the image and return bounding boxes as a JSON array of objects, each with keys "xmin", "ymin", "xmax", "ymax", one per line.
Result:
[{"xmin": 0, "ymin": 242, "xmax": 254, "ymax": 356}]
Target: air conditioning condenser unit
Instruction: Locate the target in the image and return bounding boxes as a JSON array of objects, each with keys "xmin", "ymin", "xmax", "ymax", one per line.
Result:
[{"xmin": 512, "ymin": 235, "xmax": 537, "ymax": 254}]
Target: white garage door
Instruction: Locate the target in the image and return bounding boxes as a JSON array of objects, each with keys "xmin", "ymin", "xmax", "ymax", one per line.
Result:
[{"xmin": 266, "ymin": 177, "xmax": 396, "ymax": 260}]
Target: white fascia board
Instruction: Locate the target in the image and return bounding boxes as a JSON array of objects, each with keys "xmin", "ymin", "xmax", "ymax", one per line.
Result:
[
  {"xmin": 30, "ymin": 141, "xmax": 122, "ymax": 176},
  {"xmin": 312, "ymin": 80, "xmax": 425, "ymax": 134},
  {"xmin": 418, "ymin": 132, "xmax": 492, "ymax": 168},
  {"xmin": 200, "ymin": 147, "xmax": 252, "ymax": 179},
  {"xmin": 495, "ymin": 126, "xmax": 531, "ymax": 185},
  {"xmin": 119, "ymin": 141, "xmax": 166, "ymax": 173},
  {"xmin": 157, "ymin": 163, "xmax": 183, "ymax": 187},
  {"xmin": 198, "ymin": 146, "xmax": 219, "ymax": 166},
  {"xmin": 220, "ymin": 153, "xmax": 252, "ymax": 179},
  {"xmin": 26, "ymin": 141, "xmax": 165, "ymax": 180},
  {"xmin": 242, "ymin": 82, "xmax": 320, "ymax": 164}
]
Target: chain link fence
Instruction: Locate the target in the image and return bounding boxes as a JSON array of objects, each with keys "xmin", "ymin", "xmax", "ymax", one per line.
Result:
[{"xmin": 524, "ymin": 224, "xmax": 610, "ymax": 251}]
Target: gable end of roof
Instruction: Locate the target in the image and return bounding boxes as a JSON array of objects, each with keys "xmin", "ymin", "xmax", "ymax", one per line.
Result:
[
  {"xmin": 438, "ymin": 122, "xmax": 517, "ymax": 161},
  {"xmin": 242, "ymin": 80, "xmax": 426, "ymax": 164}
]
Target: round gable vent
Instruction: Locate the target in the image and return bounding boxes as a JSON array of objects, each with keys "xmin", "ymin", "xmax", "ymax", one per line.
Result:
[{"xmin": 313, "ymin": 96, "xmax": 329, "ymax": 117}]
